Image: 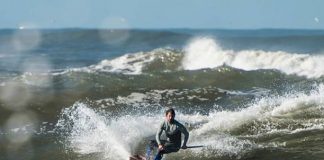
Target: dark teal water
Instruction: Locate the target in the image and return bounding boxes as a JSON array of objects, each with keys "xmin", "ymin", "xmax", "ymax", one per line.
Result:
[{"xmin": 1, "ymin": 29, "xmax": 324, "ymax": 160}]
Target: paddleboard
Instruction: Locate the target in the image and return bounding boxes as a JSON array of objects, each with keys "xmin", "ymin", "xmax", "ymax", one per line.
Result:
[
  {"xmin": 129, "ymin": 140, "xmax": 158, "ymax": 160},
  {"xmin": 129, "ymin": 140, "xmax": 204, "ymax": 160},
  {"xmin": 129, "ymin": 154, "xmax": 146, "ymax": 160}
]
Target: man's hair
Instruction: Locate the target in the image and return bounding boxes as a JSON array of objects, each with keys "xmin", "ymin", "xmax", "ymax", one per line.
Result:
[{"xmin": 165, "ymin": 108, "xmax": 175, "ymax": 116}]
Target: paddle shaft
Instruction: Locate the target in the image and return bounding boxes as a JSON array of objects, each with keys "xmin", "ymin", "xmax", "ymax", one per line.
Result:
[{"xmin": 186, "ymin": 145, "xmax": 204, "ymax": 149}]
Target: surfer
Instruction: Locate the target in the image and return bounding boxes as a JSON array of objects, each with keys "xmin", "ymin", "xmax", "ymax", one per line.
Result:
[{"xmin": 154, "ymin": 108, "xmax": 189, "ymax": 160}]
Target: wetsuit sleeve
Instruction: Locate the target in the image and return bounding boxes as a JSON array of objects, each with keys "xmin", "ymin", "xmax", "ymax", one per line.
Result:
[
  {"xmin": 179, "ymin": 123, "xmax": 189, "ymax": 146},
  {"xmin": 156, "ymin": 122, "xmax": 164, "ymax": 145}
]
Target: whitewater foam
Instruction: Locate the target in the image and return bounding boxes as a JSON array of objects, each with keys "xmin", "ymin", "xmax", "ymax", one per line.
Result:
[
  {"xmin": 90, "ymin": 52, "xmax": 154, "ymax": 74},
  {"xmin": 70, "ymin": 49, "xmax": 172, "ymax": 75},
  {"xmin": 195, "ymin": 84, "xmax": 324, "ymax": 137},
  {"xmin": 182, "ymin": 37, "xmax": 324, "ymax": 78}
]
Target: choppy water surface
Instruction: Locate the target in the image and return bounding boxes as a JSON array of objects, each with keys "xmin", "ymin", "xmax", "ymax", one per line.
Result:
[{"xmin": 1, "ymin": 29, "xmax": 324, "ymax": 160}]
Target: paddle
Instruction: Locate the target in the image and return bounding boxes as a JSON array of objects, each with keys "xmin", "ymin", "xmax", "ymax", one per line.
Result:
[{"xmin": 185, "ymin": 145, "xmax": 204, "ymax": 149}]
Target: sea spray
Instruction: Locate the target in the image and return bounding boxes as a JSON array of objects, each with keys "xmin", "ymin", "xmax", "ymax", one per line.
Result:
[{"xmin": 56, "ymin": 102, "xmax": 160, "ymax": 160}]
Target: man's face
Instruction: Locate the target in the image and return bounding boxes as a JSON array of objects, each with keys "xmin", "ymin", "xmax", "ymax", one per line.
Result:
[{"xmin": 166, "ymin": 112, "xmax": 175, "ymax": 123}]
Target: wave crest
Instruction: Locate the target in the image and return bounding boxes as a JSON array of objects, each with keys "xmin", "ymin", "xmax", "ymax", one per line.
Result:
[{"xmin": 182, "ymin": 37, "xmax": 324, "ymax": 78}]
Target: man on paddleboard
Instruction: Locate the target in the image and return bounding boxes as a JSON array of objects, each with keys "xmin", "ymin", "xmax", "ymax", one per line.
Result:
[{"xmin": 154, "ymin": 108, "xmax": 189, "ymax": 160}]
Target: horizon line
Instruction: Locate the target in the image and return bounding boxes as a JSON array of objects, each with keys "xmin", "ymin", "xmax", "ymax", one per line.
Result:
[{"xmin": 1, "ymin": 27, "xmax": 324, "ymax": 31}]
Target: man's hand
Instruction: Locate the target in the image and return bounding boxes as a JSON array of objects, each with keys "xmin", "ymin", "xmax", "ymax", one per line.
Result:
[
  {"xmin": 158, "ymin": 144, "xmax": 164, "ymax": 151},
  {"xmin": 181, "ymin": 144, "xmax": 187, "ymax": 149}
]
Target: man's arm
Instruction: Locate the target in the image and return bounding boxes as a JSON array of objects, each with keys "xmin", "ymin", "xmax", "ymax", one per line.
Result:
[
  {"xmin": 179, "ymin": 123, "xmax": 189, "ymax": 148},
  {"xmin": 156, "ymin": 122, "xmax": 164, "ymax": 145}
]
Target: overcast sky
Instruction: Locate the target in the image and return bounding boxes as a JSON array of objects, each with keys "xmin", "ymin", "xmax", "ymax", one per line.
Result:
[{"xmin": 1, "ymin": 0, "xmax": 324, "ymax": 29}]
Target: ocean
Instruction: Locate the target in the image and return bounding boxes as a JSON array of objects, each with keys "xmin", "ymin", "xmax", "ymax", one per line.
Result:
[{"xmin": 1, "ymin": 28, "xmax": 324, "ymax": 160}]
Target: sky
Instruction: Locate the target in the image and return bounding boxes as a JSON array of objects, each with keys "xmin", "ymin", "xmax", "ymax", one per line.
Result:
[{"xmin": 1, "ymin": 0, "xmax": 324, "ymax": 29}]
